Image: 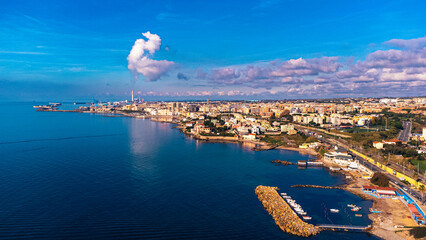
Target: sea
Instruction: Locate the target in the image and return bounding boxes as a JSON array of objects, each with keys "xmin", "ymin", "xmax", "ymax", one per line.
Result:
[{"xmin": 0, "ymin": 102, "xmax": 380, "ymax": 239}]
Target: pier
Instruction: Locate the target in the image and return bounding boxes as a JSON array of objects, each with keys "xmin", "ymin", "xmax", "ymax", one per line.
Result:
[
  {"xmin": 317, "ymin": 224, "xmax": 371, "ymax": 232},
  {"xmin": 297, "ymin": 160, "xmax": 323, "ymax": 167},
  {"xmin": 291, "ymin": 184, "xmax": 343, "ymax": 189}
]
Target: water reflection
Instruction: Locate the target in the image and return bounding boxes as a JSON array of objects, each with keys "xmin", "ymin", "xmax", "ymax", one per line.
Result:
[{"xmin": 128, "ymin": 118, "xmax": 160, "ymax": 176}]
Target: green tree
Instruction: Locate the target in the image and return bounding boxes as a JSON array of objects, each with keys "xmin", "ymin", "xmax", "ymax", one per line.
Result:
[
  {"xmin": 370, "ymin": 172, "xmax": 389, "ymax": 187},
  {"xmin": 305, "ymin": 136, "xmax": 317, "ymax": 143}
]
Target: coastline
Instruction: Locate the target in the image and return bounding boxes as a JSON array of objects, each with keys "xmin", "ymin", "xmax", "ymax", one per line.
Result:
[
  {"xmin": 342, "ymin": 172, "xmax": 417, "ymax": 240},
  {"xmin": 45, "ymin": 108, "xmax": 406, "ymax": 239}
]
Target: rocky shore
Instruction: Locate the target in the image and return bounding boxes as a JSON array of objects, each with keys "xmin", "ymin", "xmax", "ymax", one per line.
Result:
[
  {"xmin": 271, "ymin": 160, "xmax": 296, "ymax": 165},
  {"xmin": 255, "ymin": 186, "xmax": 320, "ymax": 237}
]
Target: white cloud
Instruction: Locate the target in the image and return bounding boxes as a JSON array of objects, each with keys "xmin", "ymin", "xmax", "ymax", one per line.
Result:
[{"xmin": 127, "ymin": 32, "xmax": 174, "ymax": 81}]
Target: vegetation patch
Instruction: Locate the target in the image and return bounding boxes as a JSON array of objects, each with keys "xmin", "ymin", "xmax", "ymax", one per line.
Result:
[
  {"xmin": 410, "ymin": 226, "xmax": 426, "ymax": 239},
  {"xmin": 370, "ymin": 172, "xmax": 389, "ymax": 187}
]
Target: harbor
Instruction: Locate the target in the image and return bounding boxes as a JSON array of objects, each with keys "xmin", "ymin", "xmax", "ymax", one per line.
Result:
[
  {"xmin": 255, "ymin": 185, "xmax": 374, "ymax": 237},
  {"xmin": 254, "ymin": 186, "xmax": 320, "ymax": 237}
]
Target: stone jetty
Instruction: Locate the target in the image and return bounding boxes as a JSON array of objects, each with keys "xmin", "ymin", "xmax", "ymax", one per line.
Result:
[
  {"xmin": 271, "ymin": 160, "xmax": 296, "ymax": 165},
  {"xmin": 255, "ymin": 186, "xmax": 320, "ymax": 237},
  {"xmin": 291, "ymin": 184, "xmax": 343, "ymax": 189}
]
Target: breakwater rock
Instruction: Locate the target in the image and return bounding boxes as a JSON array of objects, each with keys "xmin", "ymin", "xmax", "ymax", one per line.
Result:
[
  {"xmin": 253, "ymin": 145, "xmax": 277, "ymax": 151},
  {"xmin": 271, "ymin": 160, "xmax": 296, "ymax": 165},
  {"xmin": 291, "ymin": 184, "xmax": 343, "ymax": 189},
  {"xmin": 255, "ymin": 186, "xmax": 320, "ymax": 237}
]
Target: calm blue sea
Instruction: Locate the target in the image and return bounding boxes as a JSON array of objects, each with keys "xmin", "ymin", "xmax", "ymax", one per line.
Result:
[{"xmin": 0, "ymin": 102, "xmax": 380, "ymax": 239}]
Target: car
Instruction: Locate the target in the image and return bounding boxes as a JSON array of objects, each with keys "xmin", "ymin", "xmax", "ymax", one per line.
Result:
[{"xmin": 404, "ymin": 187, "xmax": 408, "ymax": 191}]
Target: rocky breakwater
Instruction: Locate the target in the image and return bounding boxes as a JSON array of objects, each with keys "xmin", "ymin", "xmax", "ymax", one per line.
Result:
[
  {"xmin": 271, "ymin": 160, "xmax": 296, "ymax": 165},
  {"xmin": 255, "ymin": 186, "xmax": 320, "ymax": 237}
]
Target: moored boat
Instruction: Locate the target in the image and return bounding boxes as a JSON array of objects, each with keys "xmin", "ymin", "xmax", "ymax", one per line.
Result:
[
  {"xmin": 330, "ymin": 209, "xmax": 340, "ymax": 213},
  {"xmin": 351, "ymin": 207, "xmax": 361, "ymax": 212},
  {"xmin": 302, "ymin": 216, "xmax": 312, "ymax": 220},
  {"xmin": 369, "ymin": 208, "xmax": 381, "ymax": 213}
]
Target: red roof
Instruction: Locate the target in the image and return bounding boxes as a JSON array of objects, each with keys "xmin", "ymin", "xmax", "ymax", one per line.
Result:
[
  {"xmin": 362, "ymin": 186, "xmax": 397, "ymax": 191},
  {"xmin": 408, "ymin": 204, "xmax": 423, "ymax": 218},
  {"xmin": 385, "ymin": 139, "xmax": 400, "ymax": 143}
]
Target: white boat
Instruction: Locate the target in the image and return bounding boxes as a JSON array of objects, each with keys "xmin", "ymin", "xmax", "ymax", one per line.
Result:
[
  {"xmin": 330, "ymin": 209, "xmax": 340, "ymax": 213},
  {"xmin": 280, "ymin": 193, "xmax": 287, "ymax": 196},
  {"xmin": 302, "ymin": 216, "xmax": 312, "ymax": 220},
  {"xmin": 351, "ymin": 207, "xmax": 361, "ymax": 212}
]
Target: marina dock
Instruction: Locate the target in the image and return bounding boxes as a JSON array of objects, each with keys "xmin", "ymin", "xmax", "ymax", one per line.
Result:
[{"xmin": 297, "ymin": 160, "xmax": 323, "ymax": 167}]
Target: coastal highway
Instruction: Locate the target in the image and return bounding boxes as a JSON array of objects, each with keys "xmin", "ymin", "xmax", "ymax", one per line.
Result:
[
  {"xmin": 298, "ymin": 127, "xmax": 426, "ymax": 204},
  {"xmin": 397, "ymin": 121, "xmax": 412, "ymax": 142}
]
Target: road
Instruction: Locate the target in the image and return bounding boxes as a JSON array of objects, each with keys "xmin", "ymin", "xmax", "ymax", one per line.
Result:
[
  {"xmin": 397, "ymin": 121, "xmax": 412, "ymax": 142},
  {"xmin": 295, "ymin": 126, "xmax": 425, "ymax": 204}
]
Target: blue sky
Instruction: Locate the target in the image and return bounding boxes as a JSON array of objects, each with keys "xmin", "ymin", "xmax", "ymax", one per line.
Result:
[{"xmin": 1, "ymin": 0, "xmax": 426, "ymax": 101}]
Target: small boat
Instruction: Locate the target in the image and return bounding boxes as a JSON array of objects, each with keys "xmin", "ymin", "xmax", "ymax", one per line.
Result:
[
  {"xmin": 351, "ymin": 207, "xmax": 361, "ymax": 212},
  {"xmin": 369, "ymin": 208, "xmax": 381, "ymax": 213},
  {"xmin": 330, "ymin": 209, "xmax": 340, "ymax": 213},
  {"xmin": 33, "ymin": 105, "xmax": 53, "ymax": 110},
  {"xmin": 347, "ymin": 204, "xmax": 355, "ymax": 208},
  {"xmin": 280, "ymin": 193, "xmax": 287, "ymax": 196},
  {"xmin": 355, "ymin": 214, "xmax": 363, "ymax": 217},
  {"xmin": 283, "ymin": 196, "xmax": 292, "ymax": 199},
  {"xmin": 302, "ymin": 216, "xmax": 312, "ymax": 220}
]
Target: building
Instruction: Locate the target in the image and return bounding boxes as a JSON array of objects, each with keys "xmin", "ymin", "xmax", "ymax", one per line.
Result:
[
  {"xmin": 423, "ymin": 127, "xmax": 426, "ymax": 139},
  {"xmin": 383, "ymin": 139, "xmax": 400, "ymax": 145},
  {"xmin": 373, "ymin": 141, "xmax": 384, "ymax": 149},
  {"xmin": 287, "ymin": 129, "xmax": 297, "ymax": 135},
  {"xmin": 280, "ymin": 124, "xmax": 294, "ymax": 133},
  {"xmin": 242, "ymin": 133, "xmax": 256, "ymax": 140},
  {"xmin": 362, "ymin": 186, "xmax": 397, "ymax": 198},
  {"xmin": 324, "ymin": 152, "xmax": 354, "ymax": 166},
  {"xmin": 408, "ymin": 204, "xmax": 425, "ymax": 224},
  {"xmin": 411, "ymin": 134, "xmax": 424, "ymax": 142}
]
